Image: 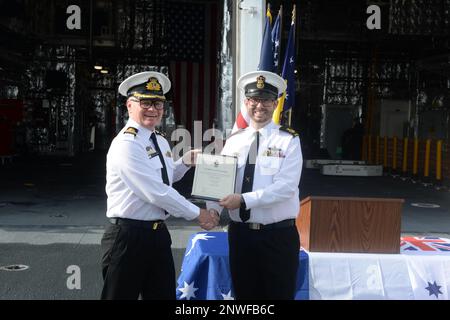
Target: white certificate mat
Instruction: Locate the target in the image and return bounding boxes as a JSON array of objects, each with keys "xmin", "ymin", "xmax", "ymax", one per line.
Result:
[{"xmin": 191, "ymin": 154, "xmax": 237, "ymax": 201}]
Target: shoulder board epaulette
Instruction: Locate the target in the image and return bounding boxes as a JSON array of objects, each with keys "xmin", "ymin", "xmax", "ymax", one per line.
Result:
[
  {"xmin": 279, "ymin": 126, "xmax": 299, "ymax": 137},
  {"xmin": 124, "ymin": 127, "xmax": 138, "ymax": 136},
  {"xmin": 226, "ymin": 128, "xmax": 244, "ymax": 139},
  {"xmin": 155, "ymin": 130, "xmax": 166, "ymax": 138}
]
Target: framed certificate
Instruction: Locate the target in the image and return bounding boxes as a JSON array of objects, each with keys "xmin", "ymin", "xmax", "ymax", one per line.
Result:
[{"xmin": 191, "ymin": 154, "xmax": 238, "ymax": 201}]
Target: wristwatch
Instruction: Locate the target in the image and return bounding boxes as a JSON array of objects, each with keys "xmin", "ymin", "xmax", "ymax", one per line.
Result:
[{"xmin": 240, "ymin": 195, "xmax": 247, "ymax": 209}]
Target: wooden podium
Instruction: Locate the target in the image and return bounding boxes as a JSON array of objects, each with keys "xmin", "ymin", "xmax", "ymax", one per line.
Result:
[{"xmin": 296, "ymin": 196, "xmax": 403, "ymax": 254}]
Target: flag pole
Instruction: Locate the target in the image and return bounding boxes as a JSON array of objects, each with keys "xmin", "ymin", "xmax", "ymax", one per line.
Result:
[
  {"xmin": 287, "ymin": 5, "xmax": 296, "ymax": 127},
  {"xmin": 277, "ymin": 5, "xmax": 283, "ymax": 75}
]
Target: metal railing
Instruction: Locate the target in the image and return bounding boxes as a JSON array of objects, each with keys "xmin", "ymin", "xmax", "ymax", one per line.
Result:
[{"xmin": 362, "ymin": 135, "xmax": 447, "ymax": 187}]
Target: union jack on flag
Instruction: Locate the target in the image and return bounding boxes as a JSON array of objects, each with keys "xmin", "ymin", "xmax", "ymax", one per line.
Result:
[{"xmin": 400, "ymin": 237, "xmax": 450, "ymax": 252}]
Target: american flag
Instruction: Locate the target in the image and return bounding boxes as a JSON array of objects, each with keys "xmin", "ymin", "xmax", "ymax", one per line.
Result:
[
  {"xmin": 167, "ymin": 1, "xmax": 218, "ymax": 133},
  {"xmin": 400, "ymin": 237, "xmax": 450, "ymax": 252}
]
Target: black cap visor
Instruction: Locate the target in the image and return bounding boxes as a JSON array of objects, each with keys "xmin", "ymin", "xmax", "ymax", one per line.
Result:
[{"xmin": 245, "ymin": 88, "xmax": 277, "ymax": 100}]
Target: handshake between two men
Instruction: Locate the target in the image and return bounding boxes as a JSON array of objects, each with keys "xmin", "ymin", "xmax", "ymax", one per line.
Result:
[
  {"xmin": 197, "ymin": 192, "xmax": 245, "ymax": 230},
  {"xmin": 197, "ymin": 194, "xmax": 242, "ymax": 230},
  {"xmin": 182, "ymin": 149, "xmax": 233, "ymax": 231}
]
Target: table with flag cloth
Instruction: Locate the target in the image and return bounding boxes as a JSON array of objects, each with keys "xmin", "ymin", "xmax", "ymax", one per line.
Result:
[{"xmin": 176, "ymin": 232, "xmax": 450, "ymax": 300}]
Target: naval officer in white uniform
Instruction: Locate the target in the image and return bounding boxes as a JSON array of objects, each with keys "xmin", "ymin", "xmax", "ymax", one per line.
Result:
[
  {"xmin": 208, "ymin": 70, "xmax": 303, "ymax": 300},
  {"xmin": 101, "ymin": 71, "xmax": 218, "ymax": 300}
]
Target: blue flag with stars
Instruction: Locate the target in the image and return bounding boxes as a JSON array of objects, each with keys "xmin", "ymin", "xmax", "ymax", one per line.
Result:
[
  {"xmin": 271, "ymin": 8, "xmax": 282, "ymax": 73},
  {"xmin": 257, "ymin": 6, "xmax": 274, "ymax": 72},
  {"xmin": 273, "ymin": 6, "xmax": 296, "ymax": 124},
  {"xmin": 281, "ymin": 11, "xmax": 295, "ymax": 113}
]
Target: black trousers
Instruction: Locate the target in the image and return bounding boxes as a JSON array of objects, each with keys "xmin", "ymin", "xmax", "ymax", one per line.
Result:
[
  {"xmin": 100, "ymin": 222, "xmax": 175, "ymax": 300},
  {"xmin": 228, "ymin": 223, "xmax": 300, "ymax": 300}
]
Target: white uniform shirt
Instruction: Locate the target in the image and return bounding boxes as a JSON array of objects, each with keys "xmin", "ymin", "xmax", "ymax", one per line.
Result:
[
  {"xmin": 106, "ymin": 119, "xmax": 200, "ymax": 221},
  {"xmin": 207, "ymin": 121, "xmax": 303, "ymax": 224}
]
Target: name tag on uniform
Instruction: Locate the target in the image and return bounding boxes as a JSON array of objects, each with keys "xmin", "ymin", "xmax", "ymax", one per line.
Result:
[{"xmin": 146, "ymin": 146, "xmax": 159, "ymax": 159}]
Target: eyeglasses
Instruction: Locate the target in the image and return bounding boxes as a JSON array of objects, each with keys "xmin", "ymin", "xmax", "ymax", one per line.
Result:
[
  {"xmin": 247, "ymin": 97, "xmax": 275, "ymax": 107},
  {"xmin": 130, "ymin": 99, "xmax": 164, "ymax": 110}
]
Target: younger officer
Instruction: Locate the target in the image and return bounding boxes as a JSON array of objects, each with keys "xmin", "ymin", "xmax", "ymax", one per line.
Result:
[
  {"xmin": 102, "ymin": 71, "xmax": 218, "ymax": 300},
  {"xmin": 208, "ymin": 71, "xmax": 303, "ymax": 299}
]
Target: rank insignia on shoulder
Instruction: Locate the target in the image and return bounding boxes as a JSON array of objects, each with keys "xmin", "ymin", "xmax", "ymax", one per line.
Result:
[
  {"xmin": 279, "ymin": 126, "xmax": 299, "ymax": 137},
  {"xmin": 155, "ymin": 130, "xmax": 166, "ymax": 138},
  {"xmin": 165, "ymin": 151, "xmax": 172, "ymax": 158},
  {"xmin": 124, "ymin": 127, "xmax": 138, "ymax": 136}
]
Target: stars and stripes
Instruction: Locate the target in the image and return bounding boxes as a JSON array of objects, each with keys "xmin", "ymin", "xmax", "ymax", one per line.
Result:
[{"xmin": 167, "ymin": 1, "xmax": 218, "ymax": 133}]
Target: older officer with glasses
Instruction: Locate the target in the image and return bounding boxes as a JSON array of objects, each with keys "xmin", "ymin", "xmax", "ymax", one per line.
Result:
[
  {"xmin": 101, "ymin": 71, "xmax": 219, "ymax": 300},
  {"xmin": 207, "ymin": 70, "xmax": 303, "ymax": 300}
]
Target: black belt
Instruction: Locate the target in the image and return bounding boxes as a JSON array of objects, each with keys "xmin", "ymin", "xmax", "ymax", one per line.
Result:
[
  {"xmin": 109, "ymin": 218, "xmax": 165, "ymax": 230},
  {"xmin": 230, "ymin": 219, "xmax": 296, "ymax": 231}
]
